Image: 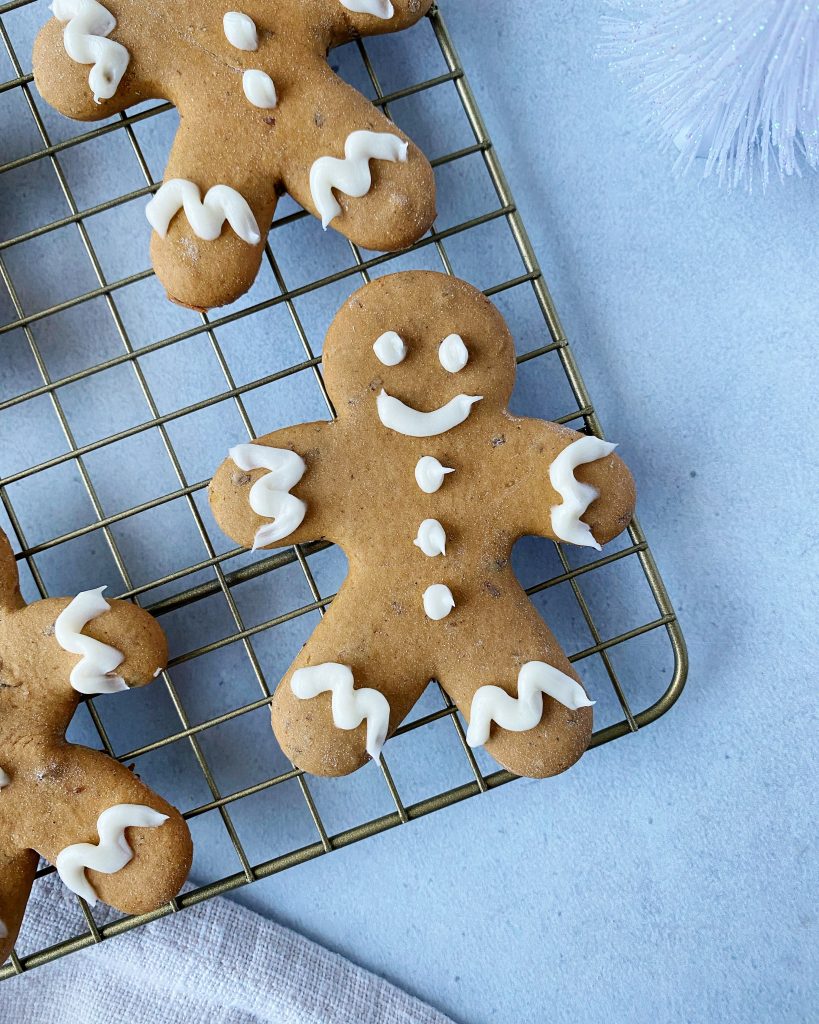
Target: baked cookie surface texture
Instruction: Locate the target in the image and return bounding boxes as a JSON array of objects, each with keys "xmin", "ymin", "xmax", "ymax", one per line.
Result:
[
  {"xmin": 0, "ymin": 530, "xmax": 192, "ymax": 964},
  {"xmin": 209, "ymin": 272, "xmax": 637, "ymax": 779},
  {"xmin": 33, "ymin": 0, "xmax": 436, "ymax": 310}
]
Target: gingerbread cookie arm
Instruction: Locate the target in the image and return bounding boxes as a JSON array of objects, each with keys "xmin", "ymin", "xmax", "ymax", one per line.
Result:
[
  {"xmin": 279, "ymin": 59, "xmax": 435, "ymax": 251},
  {"xmin": 0, "ymin": 532, "xmax": 24, "ymax": 615},
  {"xmin": 0, "ymin": 846, "xmax": 39, "ymax": 964},
  {"xmin": 209, "ymin": 422, "xmax": 340, "ymax": 552},
  {"xmin": 271, "ymin": 567, "xmax": 434, "ymax": 776},
  {"xmin": 503, "ymin": 419, "xmax": 636, "ymax": 551},
  {"xmin": 311, "ymin": 0, "xmax": 433, "ymax": 41},
  {"xmin": 32, "ymin": 2, "xmax": 162, "ymax": 122},
  {"xmin": 435, "ymin": 578, "xmax": 593, "ymax": 779},
  {"xmin": 24, "ymin": 748, "xmax": 191, "ymax": 915}
]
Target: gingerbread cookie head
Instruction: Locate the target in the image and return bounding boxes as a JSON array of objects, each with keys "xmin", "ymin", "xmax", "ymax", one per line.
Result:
[
  {"xmin": 33, "ymin": 1, "xmax": 436, "ymax": 311},
  {"xmin": 209, "ymin": 272, "xmax": 637, "ymax": 780},
  {"xmin": 323, "ymin": 273, "xmax": 516, "ymax": 426},
  {"xmin": 0, "ymin": 530, "xmax": 191, "ymax": 965}
]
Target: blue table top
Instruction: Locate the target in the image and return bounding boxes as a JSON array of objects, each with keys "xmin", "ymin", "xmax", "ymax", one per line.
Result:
[{"xmin": 1, "ymin": 2, "xmax": 816, "ymax": 1021}]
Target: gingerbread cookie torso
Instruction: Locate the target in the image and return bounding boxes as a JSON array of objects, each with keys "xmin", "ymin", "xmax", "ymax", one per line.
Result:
[
  {"xmin": 209, "ymin": 272, "xmax": 637, "ymax": 779},
  {"xmin": 33, "ymin": 0, "xmax": 435, "ymax": 310},
  {"xmin": 0, "ymin": 531, "xmax": 192, "ymax": 964}
]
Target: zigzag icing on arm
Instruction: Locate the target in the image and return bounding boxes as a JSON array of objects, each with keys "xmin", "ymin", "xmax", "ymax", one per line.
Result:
[
  {"xmin": 377, "ymin": 390, "xmax": 482, "ymax": 437},
  {"xmin": 51, "ymin": 0, "xmax": 130, "ymax": 104},
  {"xmin": 338, "ymin": 0, "xmax": 395, "ymax": 19},
  {"xmin": 291, "ymin": 663, "xmax": 390, "ymax": 762},
  {"xmin": 466, "ymin": 661, "xmax": 594, "ymax": 748},
  {"xmin": 230, "ymin": 443, "xmax": 307, "ymax": 550},
  {"xmin": 146, "ymin": 180, "xmax": 261, "ymax": 245},
  {"xmin": 54, "ymin": 587, "xmax": 128, "ymax": 695},
  {"xmin": 549, "ymin": 435, "xmax": 618, "ymax": 550},
  {"xmin": 55, "ymin": 804, "xmax": 169, "ymax": 905},
  {"xmin": 309, "ymin": 130, "xmax": 408, "ymax": 229}
]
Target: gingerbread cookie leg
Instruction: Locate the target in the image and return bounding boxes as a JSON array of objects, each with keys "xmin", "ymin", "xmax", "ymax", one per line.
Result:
[
  {"xmin": 280, "ymin": 59, "xmax": 436, "ymax": 252},
  {"xmin": 437, "ymin": 583, "xmax": 594, "ymax": 779},
  {"xmin": 0, "ymin": 846, "xmax": 38, "ymax": 963},
  {"xmin": 272, "ymin": 573, "xmax": 433, "ymax": 776},
  {"xmin": 24, "ymin": 748, "xmax": 191, "ymax": 916}
]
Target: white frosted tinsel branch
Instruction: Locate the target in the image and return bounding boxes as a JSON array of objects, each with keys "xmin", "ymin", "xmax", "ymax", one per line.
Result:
[{"xmin": 600, "ymin": 0, "xmax": 819, "ymax": 191}]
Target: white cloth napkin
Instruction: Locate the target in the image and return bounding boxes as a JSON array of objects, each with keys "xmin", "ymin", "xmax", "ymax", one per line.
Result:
[{"xmin": 0, "ymin": 875, "xmax": 454, "ymax": 1024}]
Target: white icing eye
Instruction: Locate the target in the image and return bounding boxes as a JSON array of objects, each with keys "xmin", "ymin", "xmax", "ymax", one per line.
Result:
[
  {"xmin": 243, "ymin": 69, "xmax": 277, "ymax": 109},
  {"xmin": 373, "ymin": 331, "xmax": 407, "ymax": 366},
  {"xmin": 223, "ymin": 11, "xmax": 258, "ymax": 51},
  {"xmin": 438, "ymin": 334, "xmax": 469, "ymax": 373}
]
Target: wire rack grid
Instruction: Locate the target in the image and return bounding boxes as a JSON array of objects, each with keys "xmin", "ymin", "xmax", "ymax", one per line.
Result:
[{"xmin": 0, "ymin": 1, "xmax": 687, "ymax": 978}]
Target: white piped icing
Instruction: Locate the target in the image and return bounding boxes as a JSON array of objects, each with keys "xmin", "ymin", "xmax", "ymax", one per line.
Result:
[
  {"xmin": 438, "ymin": 334, "xmax": 468, "ymax": 373},
  {"xmin": 466, "ymin": 661, "xmax": 594, "ymax": 747},
  {"xmin": 54, "ymin": 588, "xmax": 128, "ymax": 696},
  {"xmin": 223, "ymin": 11, "xmax": 258, "ymax": 51},
  {"xmin": 310, "ymin": 130, "xmax": 408, "ymax": 229},
  {"xmin": 230, "ymin": 443, "xmax": 307, "ymax": 550},
  {"xmin": 146, "ymin": 179, "xmax": 260, "ymax": 244},
  {"xmin": 414, "ymin": 456, "xmax": 454, "ymax": 493},
  {"xmin": 0, "ymin": 918, "xmax": 6, "ymax": 940},
  {"xmin": 55, "ymin": 804, "xmax": 169, "ymax": 905},
  {"xmin": 291, "ymin": 663, "xmax": 390, "ymax": 762},
  {"xmin": 377, "ymin": 390, "xmax": 481, "ymax": 437},
  {"xmin": 242, "ymin": 69, "xmax": 277, "ymax": 108},
  {"xmin": 51, "ymin": 0, "xmax": 130, "ymax": 104},
  {"xmin": 549, "ymin": 436, "xmax": 618, "ymax": 550},
  {"xmin": 0, "ymin": 767, "xmax": 9, "ymax": 789},
  {"xmin": 338, "ymin": 0, "xmax": 394, "ymax": 18},
  {"xmin": 373, "ymin": 331, "xmax": 406, "ymax": 366},
  {"xmin": 423, "ymin": 584, "xmax": 454, "ymax": 620},
  {"xmin": 414, "ymin": 519, "xmax": 446, "ymax": 557}
]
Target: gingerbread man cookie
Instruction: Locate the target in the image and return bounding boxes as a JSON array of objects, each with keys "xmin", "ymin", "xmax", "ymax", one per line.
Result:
[
  {"xmin": 209, "ymin": 272, "xmax": 637, "ymax": 779},
  {"xmin": 0, "ymin": 531, "xmax": 192, "ymax": 964},
  {"xmin": 33, "ymin": 1, "xmax": 436, "ymax": 310}
]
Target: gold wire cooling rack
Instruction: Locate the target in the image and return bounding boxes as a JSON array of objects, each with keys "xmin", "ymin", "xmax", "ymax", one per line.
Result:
[{"xmin": 0, "ymin": 2, "xmax": 687, "ymax": 977}]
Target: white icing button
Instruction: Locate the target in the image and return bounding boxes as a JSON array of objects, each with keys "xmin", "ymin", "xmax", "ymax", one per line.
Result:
[
  {"xmin": 146, "ymin": 179, "xmax": 260, "ymax": 244},
  {"xmin": 377, "ymin": 390, "xmax": 481, "ymax": 437},
  {"xmin": 466, "ymin": 661, "xmax": 594, "ymax": 748},
  {"xmin": 414, "ymin": 519, "xmax": 446, "ymax": 557},
  {"xmin": 51, "ymin": 0, "xmax": 130, "ymax": 104},
  {"xmin": 423, "ymin": 584, "xmax": 454, "ymax": 621},
  {"xmin": 0, "ymin": 766, "xmax": 9, "ymax": 788},
  {"xmin": 549, "ymin": 436, "xmax": 618, "ymax": 550},
  {"xmin": 242, "ymin": 68, "xmax": 277, "ymax": 109},
  {"xmin": 55, "ymin": 804, "xmax": 169, "ymax": 906},
  {"xmin": 373, "ymin": 331, "xmax": 407, "ymax": 366},
  {"xmin": 438, "ymin": 334, "xmax": 469, "ymax": 373},
  {"xmin": 414, "ymin": 456, "xmax": 454, "ymax": 494},
  {"xmin": 310, "ymin": 130, "xmax": 408, "ymax": 229},
  {"xmin": 291, "ymin": 663, "xmax": 390, "ymax": 762},
  {"xmin": 223, "ymin": 11, "xmax": 258, "ymax": 51},
  {"xmin": 54, "ymin": 588, "xmax": 128, "ymax": 696},
  {"xmin": 230, "ymin": 444, "xmax": 307, "ymax": 550},
  {"xmin": 338, "ymin": 0, "xmax": 395, "ymax": 18}
]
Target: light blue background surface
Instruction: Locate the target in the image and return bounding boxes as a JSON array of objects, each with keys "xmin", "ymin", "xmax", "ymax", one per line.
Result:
[{"xmin": 1, "ymin": 2, "xmax": 817, "ymax": 1021}]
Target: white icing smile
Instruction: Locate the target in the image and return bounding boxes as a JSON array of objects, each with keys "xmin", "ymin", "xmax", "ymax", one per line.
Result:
[
  {"xmin": 466, "ymin": 661, "xmax": 594, "ymax": 748},
  {"xmin": 549, "ymin": 436, "xmax": 618, "ymax": 550},
  {"xmin": 55, "ymin": 804, "xmax": 169, "ymax": 905},
  {"xmin": 230, "ymin": 443, "xmax": 307, "ymax": 550},
  {"xmin": 54, "ymin": 587, "xmax": 128, "ymax": 695},
  {"xmin": 377, "ymin": 389, "xmax": 481, "ymax": 437},
  {"xmin": 291, "ymin": 663, "xmax": 390, "ymax": 762},
  {"xmin": 51, "ymin": 0, "xmax": 130, "ymax": 104}
]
